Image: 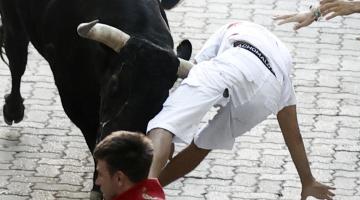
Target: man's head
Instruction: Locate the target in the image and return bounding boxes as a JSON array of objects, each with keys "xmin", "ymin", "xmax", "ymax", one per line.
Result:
[{"xmin": 94, "ymin": 131, "xmax": 153, "ymax": 200}]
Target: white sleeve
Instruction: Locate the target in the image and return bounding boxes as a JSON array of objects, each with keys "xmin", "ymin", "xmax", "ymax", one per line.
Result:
[
  {"xmin": 194, "ymin": 24, "xmax": 227, "ymax": 63},
  {"xmin": 280, "ymin": 79, "xmax": 297, "ymax": 108}
]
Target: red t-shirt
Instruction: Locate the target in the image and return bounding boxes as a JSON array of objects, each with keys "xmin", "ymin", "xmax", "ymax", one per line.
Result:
[{"xmin": 113, "ymin": 179, "xmax": 165, "ymax": 200}]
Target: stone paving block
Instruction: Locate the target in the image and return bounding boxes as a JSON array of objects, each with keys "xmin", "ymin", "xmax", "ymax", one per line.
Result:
[
  {"xmin": 279, "ymin": 186, "xmax": 301, "ymax": 199},
  {"xmin": 235, "ymin": 148, "xmax": 261, "ymax": 160},
  {"xmin": 231, "ymin": 192, "xmax": 278, "ymax": 199},
  {"xmin": 310, "ymin": 143, "xmax": 335, "ymax": 156},
  {"xmin": 341, "ymin": 82, "xmax": 360, "ymax": 95},
  {"xmin": 64, "ymin": 147, "xmax": 89, "ymax": 160},
  {"xmin": 6, "ymin": 182, "xmax": 32, "ymax": 195},
  {"xmin": 16, "ymin": 152, "xmax": 61, "ymax": 159},
  {"xmin": 311, "ymin": 168, "xmax": 335, "ymax": 182},
  {"xmin": 241, "ymin": 164, "xmax": 284, "ymax": 175},
  {"xmin": 205, "ymin": 191, "xmax": 231, "ymax": 200},
  {"xmin": 260, "ymin": 173, "xmax": 299, "ymax": 182},
  {"xmin": 30, "ymin": 104, "xmax": 64, "ymax": 112},
  {"xmin": 282, "ymin": 180, "xmax": 301, "ymax": 188},
  {"xmin": 210, "ymin": 184, "xmax": 255, "ymax": 193},
  {"xmin": 33, "ymin": 183, "xmax": 81, "ymax": 192},
  {"xmin": 181, "ymin": 183, "xmax": 207, "ymax": 197},
  {"xmin": 25, "ymin": 110, "xmax": 50, "ymax": 123},
  {"xmin": 186, "ymin": 169, "xmax": 208, "ymax": 179},
  {"xmin": 0, "ymin": 195, "xmax": 28, "ymax": 200},
  {"xmin": 0, "ymin": 163, "xmax": 10, "ymax": 170},
  {"xmin": 257, "ymin": 179, "xmax": 282, "ymax": 193},
  {"xmin": 334, "ymin": 151, "xmax": 359, "ymax": 164},
  {"xmin": 31, "ymin": 190, "xmax": 56, "ymax": 200},
  {"xmin": 168, "ymin": 196, "xmax": 203, "ymax": 200},
  {"xmin": 56, "ymin": 191, "xmax": 89, "ymax": 199},
  {"xmin": 332, "ymin": 188, "xmax": 356, "ymax": 196},
  {"xmin": 208, "ymin": 165, "xmax": 235, "ymax": 180},
  {"xmin": 335, "ymin": 144, "xmax": 360, "ymax": 152},
  {"xmin": 5, "ymin": 145, "xmax": 39, "ymax": 153},
  {"xmin": 0, "ymin": 151, "xmax": 15, "ymax": 163},
  {"xmin": 0, "ymin": 175, "xmax": 9, "ymax": 187},
  {"xmin": 80, "ymin": 178, "xmax": 93, "ymax": 192},
  {"xmin": 41, "ymin": 141, "xmax": 66, "ymax": 153},
  {"xmin": 334, "ymin": 195, "xmax": 360, "ymax": 200},
  {"xmin": 19, "ymin": 134, "xmax": 43, "ymax": 147},
  {"xmin": 21, "ymin": 128, "xmax": 67, "ymax": 136},
  {"xmin": 12, "ymin": 158, "xmax": 38, "ymax": 171},
  {"xmin": 59, "ymin": 172, "xmax": 84, "ymax": 185},
  {"xmin": 260, "ymin": 154, "xmax": 285, "ymax": 168},
  {"xmin": 233, "ymin": 173, "xmax": 258, "ymax": 187},
  {"xmin": 340, "ymin": 105, "xmax": 360, "ymax": 117},
  {"xmin": 10, "ymin": 175, "xmax": 58, "ymax": 184},
  {"xmin": 312, "ymin": 162, "xmax": 356, "ymax": 171},
  {"xmin": 38, "ymin": 158, "xmax": 83, "ymax": 166},
  {"xmin": 36, "ymin": 165, "xmax": 60, "ymax": 177},
  {"xmin": 319, "ymin": 33, "xmax": 341, "ymax": 44},
  {"xmin": 62, "ymin": 165, "xmax": 93, "ymax": 173}
]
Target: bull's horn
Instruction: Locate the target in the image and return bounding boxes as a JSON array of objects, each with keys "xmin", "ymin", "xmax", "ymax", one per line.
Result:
[
  {"xmin": 177, "ymin": 58, "xmax": 193, "ymax": 79},
  {"xmin": 77, "ymin": 20, "xmax": 130, "ymax": 52}
]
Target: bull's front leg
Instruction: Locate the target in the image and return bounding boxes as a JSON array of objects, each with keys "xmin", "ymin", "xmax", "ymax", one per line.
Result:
[{"xmin": 1, "ymin": 21, "xmax": 29, "ymax": 125}]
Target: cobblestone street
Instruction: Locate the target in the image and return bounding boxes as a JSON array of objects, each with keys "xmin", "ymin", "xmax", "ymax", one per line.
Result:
[{"xmin": 0, "ymin": 0, "xmax": 359, "ymax": 199}]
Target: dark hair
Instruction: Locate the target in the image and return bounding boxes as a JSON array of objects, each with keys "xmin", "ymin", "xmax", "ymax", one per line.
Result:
[{"xmin": 94, "ymin": 131, "xmax": 153, "ymax": 183}]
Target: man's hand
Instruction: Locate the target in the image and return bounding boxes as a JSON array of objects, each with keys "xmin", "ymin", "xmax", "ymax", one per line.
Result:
[
  {"xmin": 320, "ymin": 0, "xmax": 360, "ymax": 20},
  {"xmin": 301, "ymin": 179, "xmax": 336, "ymax": 200},
  {"xmin": 273, "ymin": 12, "xmax": 315, "ymax": 30}
]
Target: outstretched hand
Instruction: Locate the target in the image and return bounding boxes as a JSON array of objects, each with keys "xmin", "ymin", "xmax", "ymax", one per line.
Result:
[
  {"xmin": 273, "ymin": 12, "xmax": 315, "ymax": 30},
  {"xmin": 320, "ymin": 0, "xmax": 359, "ymax": 20},
  {"xmin": 301, "ymin": 180, "xmax": 336, "ymax": 200}
]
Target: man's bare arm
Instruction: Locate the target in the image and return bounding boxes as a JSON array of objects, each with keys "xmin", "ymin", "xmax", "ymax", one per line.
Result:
[{"xmin": 277, "ymin": 105, "xmax": 335, "ymax": 200}]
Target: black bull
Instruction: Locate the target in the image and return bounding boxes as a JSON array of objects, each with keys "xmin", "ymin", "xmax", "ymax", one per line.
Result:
[{"xmin": 0, "ymin": 0, "xmax": 191, "ymax": 199}]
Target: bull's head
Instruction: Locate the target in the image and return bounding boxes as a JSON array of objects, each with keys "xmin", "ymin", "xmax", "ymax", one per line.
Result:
[{"xmin": 77, "ymin": 20, "xmax": 192, "ymax": 140}]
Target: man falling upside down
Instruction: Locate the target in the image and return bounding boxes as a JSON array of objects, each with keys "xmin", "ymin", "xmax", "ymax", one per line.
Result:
[{"xmin": 147, "ymin": 21, "xmax": 336, "ymax": 200}]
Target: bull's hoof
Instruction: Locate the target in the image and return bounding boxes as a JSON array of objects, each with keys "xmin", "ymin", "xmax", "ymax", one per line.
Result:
[
  {"xmin": 90, "ymin": 191, "xmax": 103, "ymax": 200},
  {"xmin": 3, "ymin": 94, "xmax": 25, "ymax": 125}
]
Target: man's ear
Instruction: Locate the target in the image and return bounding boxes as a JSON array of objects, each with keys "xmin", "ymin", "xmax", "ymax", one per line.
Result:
[{"xmin": 113, "ymin": 170, "xmax": 127, "ymax": 186}]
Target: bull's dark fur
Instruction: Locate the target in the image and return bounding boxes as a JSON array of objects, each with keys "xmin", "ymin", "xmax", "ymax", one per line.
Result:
[{"xmin": 0, "ymin": 0, "xmax": 187, "ymax": 197}]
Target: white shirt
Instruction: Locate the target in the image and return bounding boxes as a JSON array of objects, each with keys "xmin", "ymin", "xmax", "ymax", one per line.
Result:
[{"xmin": 192, "ymin": 21, "xmax": 296, "ymax": 112}]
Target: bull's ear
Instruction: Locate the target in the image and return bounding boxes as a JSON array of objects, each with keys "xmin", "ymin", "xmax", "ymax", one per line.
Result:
[
  {"xmin": 176, "ymin": 39, "xmax": 192, "ymax": 61},
  {"xmin": 161, "ymin": 0, "xmax": 182, "ymax": 10}
]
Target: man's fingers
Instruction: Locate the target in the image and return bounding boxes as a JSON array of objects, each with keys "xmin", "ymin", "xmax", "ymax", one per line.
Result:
[
  {"xmin": 277, "ymin": 18, "xmax": 296, "ymax": 25},
  {"xmin": 321, "ymin": 2, "xmax": 337, "ymax": 10},
  {"xmin": 273, "ymin": 14, "xmax": 296, "ymax": 20},
  {"xmin": 325, "ymin": 12, "xmax": 339, "ymax": 20},
  {"xmin": 325, "ymin": 196, "xmax": 334, "ymax": 200},
  {"xmin": 321, "ymin": 10, "xmax": 331, "ymax": 16},
  {"xmin": 327, "ymin": 191, "xmax": 335, "ymax": 196},
  {"xmin": 324, "ymin": 193, "xmax": 334, "ymax": 200},
  {"xmin": 326, "ymin": 185, "xmax": 336, "ymax": 190},
  {"xmin": 325, "ymin": 187, "xmax": 336, "ymax": 196},
  {"xmin": 322, "ymin": 5, "xmax": 338, "ymax": 16},
  {"xmin": 320, "ymin": 0, "xmax": 336, "ymax": 5},
  {"xmin": 294, "ymin": 18, "xmax": 313, "ymax": 30}
]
